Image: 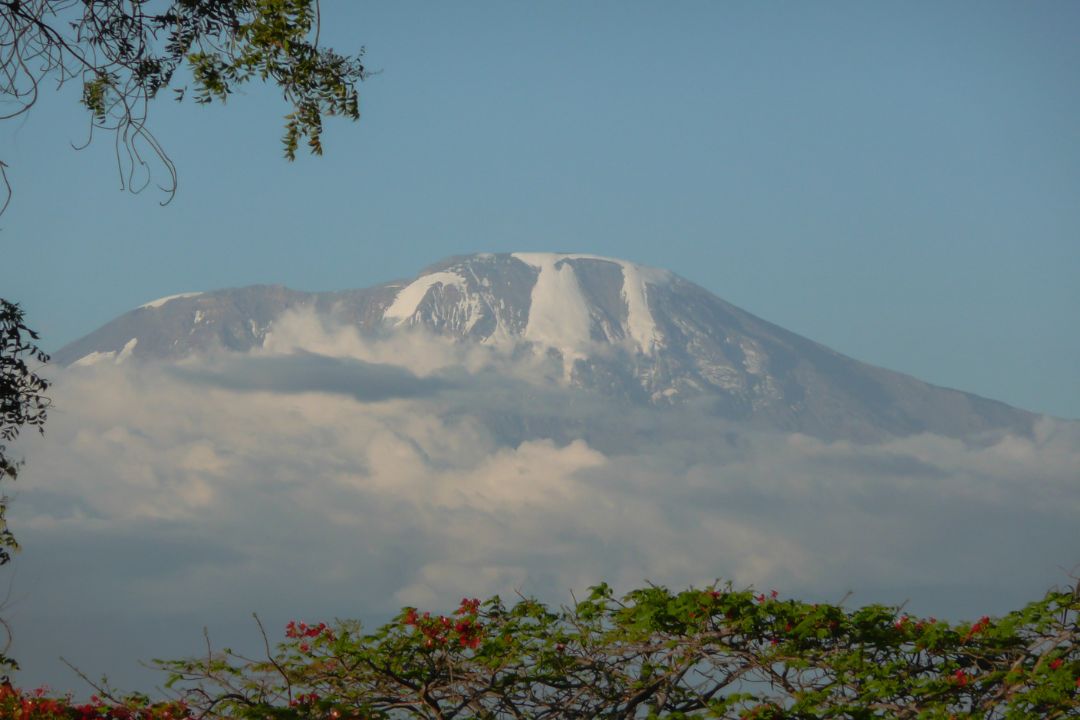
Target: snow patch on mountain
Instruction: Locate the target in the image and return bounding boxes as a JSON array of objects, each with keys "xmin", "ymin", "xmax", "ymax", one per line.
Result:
[
  {"xmin": 512, "ymin": 254, "xmax": 593, "ymax": 376},
  {"xmin": 384, "ymin": 272, "xmax": 468, "ymax": 325},
  {"xmin": 116, "ymin": 337, "xmax": 138, "ymax": 363},
  {"xmin": 74, "ymin": 338, "xmax": 137, "ymax": 366},
  {"xmin": 511, "ymin": 252, "xmax": 668, "ymax": 359},
  {"xmin": 140, "ymin": 292, "xmax": 202, "ymax": 309},
  {"xmin": 378, "ymin": 254, "xmax": 669, "ymax": 368},
  {"xmin": 618, "ymin": 262, "xmax": 663, "ymax": 355},
  {"xmin": 740, "ymin": 340, "xmax": 765, "ymax": 375},
  {"xmin": 72, "ymin": 350, "xmax": 116, "ymax": 367}
]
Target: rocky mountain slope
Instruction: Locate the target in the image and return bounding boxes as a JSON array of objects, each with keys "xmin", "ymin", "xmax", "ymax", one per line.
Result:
[{"xmin": 54, "ymin": 253, "xmax": 1037, "ymax": 441}]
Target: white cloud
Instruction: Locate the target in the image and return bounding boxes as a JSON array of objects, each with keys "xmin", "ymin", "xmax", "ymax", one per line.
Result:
[
  {"xmin": 6, "ymin": 328, "xmax": 1079, "ymax": 694},
  {"xmin": 262, "ymin": 308, "xmax": 552, "ymax": 380}
]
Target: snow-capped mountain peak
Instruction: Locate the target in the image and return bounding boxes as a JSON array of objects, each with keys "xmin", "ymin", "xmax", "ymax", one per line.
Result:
[
  {"xmin": 53, "ymin": 252, "xmax": 1040, "ymax": 441},
  {"xmin": 378, "ymin": 253, "xmax": 670, "ymax": 372}
]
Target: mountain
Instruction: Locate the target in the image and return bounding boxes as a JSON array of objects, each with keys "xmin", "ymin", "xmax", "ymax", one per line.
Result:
[{"xmin": 53, "ymin": 252, "xmax": 1037, "ymax": 442}]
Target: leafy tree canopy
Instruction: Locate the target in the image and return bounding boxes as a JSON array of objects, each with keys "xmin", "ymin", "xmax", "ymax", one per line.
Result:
[{"xmin": 0, "ymin": 0, "xmax": 367, "ymax": 208}]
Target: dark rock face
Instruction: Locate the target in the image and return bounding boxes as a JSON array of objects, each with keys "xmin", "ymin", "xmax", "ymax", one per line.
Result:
[{"xmin": 54, "ymin": 253, "xmax": 1038, "ymax": 442}]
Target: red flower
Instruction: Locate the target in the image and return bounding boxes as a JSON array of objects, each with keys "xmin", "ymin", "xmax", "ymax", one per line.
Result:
[
  {"xmin": 1049, "ymin": 658, "xmax": 1063, "ymax": 670},
  {"xmin": 963, "ymin": 616, "xmax": 991, "ymax": 642},
  {"xmin": 456, "ymin": 597, "xmax": 481, "ymax": 615}
]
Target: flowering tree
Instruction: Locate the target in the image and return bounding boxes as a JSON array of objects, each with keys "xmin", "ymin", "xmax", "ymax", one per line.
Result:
[
  {"xmin": 144, "ymin": 580, "xmax": 1079, "ymax": 718},
  {"xmin": 6, "ymin": 580, "xmax": 1078, "ymax": 717},
  {"xmin": 0, "ymin": 683, "xmax": 193, "ymax": 719}
]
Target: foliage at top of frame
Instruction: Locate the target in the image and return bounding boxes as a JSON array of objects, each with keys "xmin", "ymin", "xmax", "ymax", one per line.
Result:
[{"xmin": 0, "ymin": 0, "xmax": 367, "ymax": 206}]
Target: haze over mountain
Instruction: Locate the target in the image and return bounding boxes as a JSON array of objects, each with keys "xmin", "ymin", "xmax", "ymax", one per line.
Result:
[{"xmin": 57, "ymin": 252, "xmax": 1037, "ymax": 442}]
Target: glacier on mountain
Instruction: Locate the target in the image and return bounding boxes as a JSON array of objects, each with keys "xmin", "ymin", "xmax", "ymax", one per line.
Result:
[
  {"xmin": 384, "ymin": 272, "xmax": 470, "ymax": 325},
  {"xmin": 510, "ymin": 252, "xmax": 666, "ymax": 357},
  {"xmin": 73, "ymin": 337, "xmax": 138, "ymax": 367},
  {"xmin": 512, "ymin": 253, "xmax": 594, "ymax": 377},
  {"xmin": 376, "ymin": 252, "xmax": 670, "ymax": 374}
]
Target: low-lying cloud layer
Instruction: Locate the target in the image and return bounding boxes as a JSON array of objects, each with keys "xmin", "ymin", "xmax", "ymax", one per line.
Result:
[{"xmin": 8, "ymin": 313, "xmax": 1080, "ymax": 692}]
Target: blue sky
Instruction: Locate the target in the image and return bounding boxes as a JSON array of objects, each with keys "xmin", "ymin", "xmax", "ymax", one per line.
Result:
[{"xmin": 1, "ymin": 1, "xmax": 1077, "ymax": 418}]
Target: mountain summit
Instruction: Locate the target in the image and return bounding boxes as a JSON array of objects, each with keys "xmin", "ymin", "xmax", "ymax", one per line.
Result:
[{"xmin": 55, "ymin": 252, "xmax": 1036, "ymax": 441}]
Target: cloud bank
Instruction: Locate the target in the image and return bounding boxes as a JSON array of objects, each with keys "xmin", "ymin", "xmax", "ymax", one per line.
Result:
[{"xmin": 7, "ymin": 312, "xmax": 1079, "ymax": 693}]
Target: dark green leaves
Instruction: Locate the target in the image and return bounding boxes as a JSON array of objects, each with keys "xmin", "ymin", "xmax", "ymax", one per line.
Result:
[
  {"xmin": 180, "ymin": 0, "xmax": 367, "ymax": 160},
  {"xmin": 5, "ymin": 1, "xmax": 366, "ymax": 205},
  {"xmin": 0, "ymin": 299, "xmax": 50, "ymax": 679}
]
